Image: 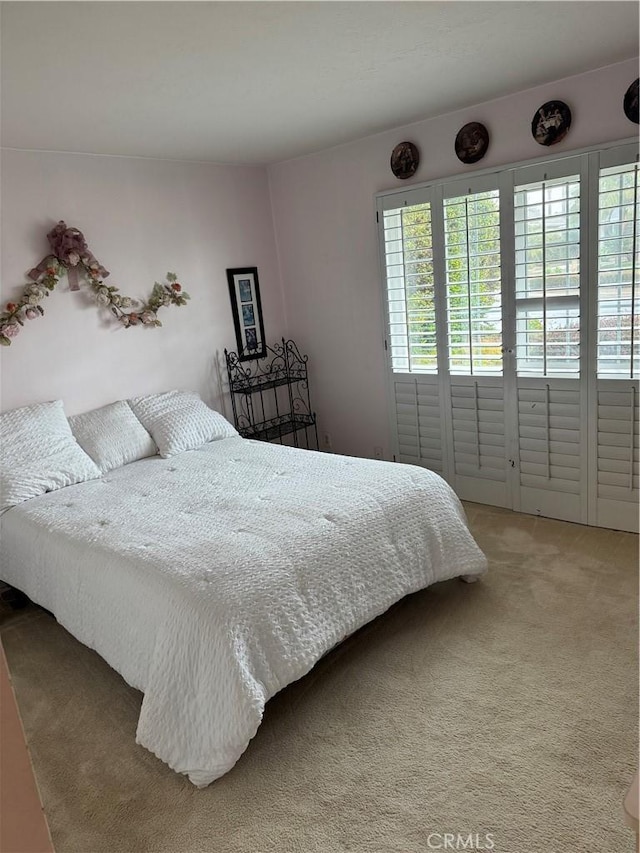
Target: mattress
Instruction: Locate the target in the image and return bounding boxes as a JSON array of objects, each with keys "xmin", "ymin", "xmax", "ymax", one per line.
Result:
[{"xmin": 0, "ymin": 437, "xmax": 487, "ymax": 786}]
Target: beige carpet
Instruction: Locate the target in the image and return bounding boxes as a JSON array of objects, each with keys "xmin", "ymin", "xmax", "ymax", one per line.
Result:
[{"xmin": 1, "ymin": 503, "xmax": 638, "ymax": 853}]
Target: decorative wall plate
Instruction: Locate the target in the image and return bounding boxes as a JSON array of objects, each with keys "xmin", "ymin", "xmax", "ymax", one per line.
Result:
[
  {"xmin": 455, "ymin": 122, "xmax": 490, "ymax": 164},
  {"xmin": 531, "ymin": 100, "xmax": 572, "ymax": 146},
  {"xmin": 624, "ymin": 78, "xmax": 639, "ymax": 124},
  {"xmin": 390, "ymin": 142, "xmax": 419, "ymax": 180}
]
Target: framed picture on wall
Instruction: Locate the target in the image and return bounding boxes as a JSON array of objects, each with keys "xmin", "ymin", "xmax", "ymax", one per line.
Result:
[{"xmin": 227, "ymin": 267, "xmax": 266, "ymax": 360}]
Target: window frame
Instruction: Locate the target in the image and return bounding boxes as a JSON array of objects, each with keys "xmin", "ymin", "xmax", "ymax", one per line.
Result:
[{"xmin": 377, "ymin": 137, "xmax": 638, "ymax": 383}]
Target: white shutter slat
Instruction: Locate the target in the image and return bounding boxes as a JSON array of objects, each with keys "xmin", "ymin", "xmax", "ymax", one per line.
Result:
[
  {"xmin": 399, "ymin": 445, "xmax": 442, "ymax": 464},
  {"xmin": 454, "ymin": 440, "xmax": 505, "ymax": 459},
  {"xmin": 454, "ymin": 453, "xmax": 504, "ymax": 471},
  {"xmin": 520, "ymin": 450, "xmax": 581, "ymax": 468},
  {"xmin": 597, "ymin": 484, "xmax": 639, "ymax": 503},
  {"xmin": 598, "ymin": 392, "xmax": 639, "ymax": 407},
  {"xmin": 520, "ymin": 462, "xmax": 580, "ymax": 481},
  {"xmin": 598, "ymin": 405, "xmax": 639, "ymax": 421},
  {"xmin": 448, "ymin": 385, "xmax": 503, "ymax": 400},
  {"xmin": 598, "ymin": 431, "xmax": 640, "ymax": 449},
  {"xmin": 519, "ymin": 437, "xmax": 580, "ymax": 455},
  {"xmin": 597, "ymin": 445, "xmax": 640, "ymax": 462},
  {"xmin": 397, "ymin": 424, "xmax": 441, "ymax": 442},
  {"xmin": 598, "ymin": 418, "xmax": 636, "ymax": 434},
  {"xmin": 453, "ymin": 430, "xmax": 504, "ymax": 447},
  {"xmin": 598, "ymin": 458, "xmax": 640, "ymax": 475},
  {"xmin": 455, "ymin": 463, "xmax": 506, "ymax": 482},
  {"xmin": 598, "ymin": 471, "xmax": 640, "ymax": 489},
  {"xmin": 518, "ymin": 414, "xmax": 581, "ymax": 430},
  {"xmin": 518, "ymin": 401, "xmax": 581, "ymax": 418},
  {"xmin": 451, "ymin": 408, "xmax": 504, "ymax": 426},
  {"xmin": 520, "ymin": 474, "xmax": 580, "ymax": 494},
  {"xmin": 518, "ymin": 388, "xmax": 580, "ymax": 404},
  {"xmin": 519, "ymin": 425, "xmax": 580, "ymax": 443},
  {"xmin": 452, "ymin": 397, "xmax": 504, "ymax": 411}
]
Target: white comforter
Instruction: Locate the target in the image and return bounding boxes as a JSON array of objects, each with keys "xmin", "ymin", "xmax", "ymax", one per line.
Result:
[{"xmin": 0, "ymin": 438, "xmax": 487, "ymax": 786}]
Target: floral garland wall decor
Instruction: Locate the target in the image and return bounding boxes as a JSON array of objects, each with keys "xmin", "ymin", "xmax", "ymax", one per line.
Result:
[{"xmin": 0, "ymin": 221, "xmax": 190, "ymax": 346}]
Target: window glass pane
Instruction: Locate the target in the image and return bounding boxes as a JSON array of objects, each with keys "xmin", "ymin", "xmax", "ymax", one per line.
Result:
[
  {"xmin": 443, "ymin": 190, "xmax": 502, "ymax": 376},
  {"xmin": 514, "ymin": 174, "xmax": 581, "ymax": 377},
  {"xmin": 597, "ymin": 162, "xmax": 639, "ymax": 379},
  {"xmin": 383, "ymin": 203, "xmax": 435, "ymax": 373}
]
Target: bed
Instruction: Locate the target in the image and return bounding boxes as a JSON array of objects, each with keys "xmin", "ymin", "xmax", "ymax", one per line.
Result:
[{"xmin": 0, "ymin": 395, "xmax": 487, "ymax": 787}]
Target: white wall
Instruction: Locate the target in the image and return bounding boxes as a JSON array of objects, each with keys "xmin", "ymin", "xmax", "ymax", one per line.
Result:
[
  {"xmin": 0, "ymin": 150, "xmax": 285, "ymax": 416},
  {"xmin": 268, "ymin": 58, "xmax": 639, "ymax": 459}
]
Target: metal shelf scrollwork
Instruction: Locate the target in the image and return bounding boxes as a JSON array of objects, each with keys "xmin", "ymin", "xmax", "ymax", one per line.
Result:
[{"xmin": 224, "ymin": 339, "xmax": 319, "ymax": 450}]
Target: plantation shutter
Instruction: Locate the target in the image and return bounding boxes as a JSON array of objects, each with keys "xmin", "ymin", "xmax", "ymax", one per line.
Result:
[
  {"xmin": 511, "ymin": 158, "xmax": 587, "ymax": 523},
  {"xmin": 380, "ymin": 189, "xmax": 445, "ymax": 474},
  {"xmin": 440, "ymin": 177, "xmax": 508, "ymax": 506},
  {"xmin": 392, "ymin": 375, "xmax": 444, "ymax": 473},
  {"xmin": 592, "ymin": 145, "xmax": 639, "ymax": 531},
  {"xmin": 379, "ymin": 140, "xmax": 638, "ymax": 530}
]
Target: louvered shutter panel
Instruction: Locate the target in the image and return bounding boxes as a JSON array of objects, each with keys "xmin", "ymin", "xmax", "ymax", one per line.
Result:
[
  {"xmin": 597, "ymin": 383, "xmax": 639, "ymax": 492},
  {"xmin": 450, "ymin": 381, "xmax": 506, "ymax": 477},
  {"xmin": 514, "ymin": 173, "xmax": 581, "ymax": 378},
  {"xmin": 441, "ymin": 181, "xmax": 508, "ymax": 506},
  {"xmin": 517, "ymin": 379, "xmax": 583, "ymax": 521},
  {"xmin": 593, "ymin": 148, "xmax": 639, "ymax": 531},
  {"xmin": 393, "ymin": 376, "xmax": 443, "ymax": 472},
  {"xmin": 443, "ymin": 189, "xmax": 502, "ymax": 376},
  {"xmin": 382, "ymin": 200, "xmax": 437, "ymax": 374},
  {"xmin": 596, "ymin": 160, "xmax": 639, "ymax": 380}
]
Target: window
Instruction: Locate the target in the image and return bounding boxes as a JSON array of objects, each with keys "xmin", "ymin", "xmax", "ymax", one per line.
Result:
[
  {"xmin": 444, "ymin": 190, "xmax": 502, "ymax": 375},
  {"xmin": 380, "ymin": 145, "xmax": 637, "ymax": 383},
  {"xmin": 597, "ymin": 160, "xmax": 639, "ymax": 379},
  {"xmin": 383, "ymin": 202, "xmax": 435, "ymax": 373},
  {"xmin": 514, "ymin": 174, "xmax": 581, "ymax": 377}
]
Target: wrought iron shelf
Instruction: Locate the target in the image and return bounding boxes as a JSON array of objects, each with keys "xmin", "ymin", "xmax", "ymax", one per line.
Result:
[
  {"xmin": 224, "ymin": 339, "xmax": 319, "ymax": 451},
  {"xmin": 239, "ymin": 413, "xmax": 316, "ymax": 442},
  {"xmin": 228, "ymin": 368, "xmax": 307, "ymax": 395}
]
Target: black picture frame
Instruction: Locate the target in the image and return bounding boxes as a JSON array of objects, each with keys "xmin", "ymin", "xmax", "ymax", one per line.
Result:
[{"xmin": 227, "ymin": 267, "xmax": 266, "ymax": 361}]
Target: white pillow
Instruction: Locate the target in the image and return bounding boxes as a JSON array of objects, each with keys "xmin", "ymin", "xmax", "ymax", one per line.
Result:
[
  {"xmin": 0, "ymin": 400, "xmax": 102, "ymax": 512},
  {"xmin": 69, "ymin": 400, "xmax": 157, "ymax": 474},
  {"xmin": 128, "ymin": 390, "xmax": 238, "ymax": 458}
]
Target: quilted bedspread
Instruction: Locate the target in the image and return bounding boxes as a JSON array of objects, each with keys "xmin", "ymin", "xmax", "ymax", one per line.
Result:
[{"xmin": 0, "ymin": 438, "xmax": 487, "ymax": 786}]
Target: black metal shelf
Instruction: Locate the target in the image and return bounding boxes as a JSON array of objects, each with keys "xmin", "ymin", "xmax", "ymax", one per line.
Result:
[
  {"xmin": 228, "ymin": 367, "xmax": 307, "ymax": 395},
  {"xmin": 239, "ymin": 413, "xmax": 316, "ymax": 442},
  {"xmin": 224, "ymin": 339, "xmax": 318, "ymax": 451}
]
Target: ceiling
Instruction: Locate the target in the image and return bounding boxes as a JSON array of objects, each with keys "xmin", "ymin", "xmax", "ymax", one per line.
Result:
[{"xmin": 1, "ymin": 2, "xmax": 638, "ymax": 165}]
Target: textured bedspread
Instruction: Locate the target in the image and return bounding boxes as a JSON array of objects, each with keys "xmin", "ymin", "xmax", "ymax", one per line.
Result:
[{"xmin": 0, "ymin": 438, "xmax": 487, "ymax": 785}]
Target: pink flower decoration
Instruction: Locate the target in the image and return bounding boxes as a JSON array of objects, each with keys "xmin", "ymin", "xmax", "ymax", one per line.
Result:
[
  {"xmin": 25, "ymin": 308, "xmax": 38, "ymax": 320},
  {"xmin": 4, "ymin": 323, "xmax": 20, "ymax": 337}
]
